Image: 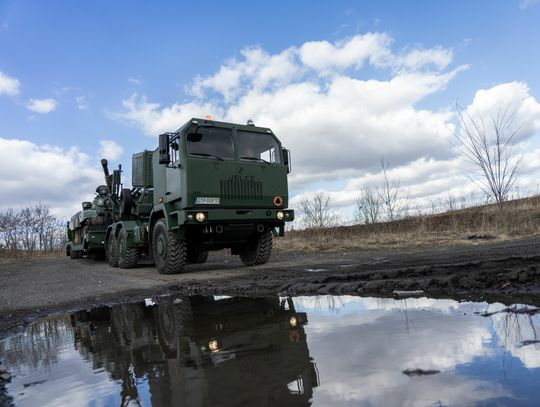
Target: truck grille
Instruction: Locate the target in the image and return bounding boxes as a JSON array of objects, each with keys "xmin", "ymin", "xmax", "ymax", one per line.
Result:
[{"xmin": 220, "ymin": 175, "xmax": 263, "ymax": 200}]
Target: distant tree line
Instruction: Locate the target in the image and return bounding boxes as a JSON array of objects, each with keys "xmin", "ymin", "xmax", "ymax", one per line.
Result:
[{"xmin": 0, "ymin": 204, "xmax": 66, "ymax": 253}]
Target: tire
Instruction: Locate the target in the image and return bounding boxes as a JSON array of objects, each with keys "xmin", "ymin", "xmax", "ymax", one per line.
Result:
[
  {"xmin": 76, "ymin": 250, "xmax": 84, "ymax": 259},
  {"xmin": 239, "ymin": 229, "xmax": 273, "ymax": 266},
  {"xmin": 118, "ymin": 228, "xmax": 140, "ymax": 269},
  {"xmin": 120, "ymin": 189, "xmax": 133, "ymax": 218},
  {"xmin": 69, "ymin": 245, "xmax": 77, "ymax": 259},
  {"xmin": 187, "ymin": 247, "xmax": 209, "ymax": 264},
  {"xmin": 107, "ymin": 234, "xmax": 119, "ymax": 267},
  {"xmin": 152, "ymin": 219, "xmax": 187, "ymax": 274}
]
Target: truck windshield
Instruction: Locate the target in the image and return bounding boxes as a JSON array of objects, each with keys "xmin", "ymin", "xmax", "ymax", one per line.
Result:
[
  {"xmin": 186, "ymin": 127, "xmax": 234, "ymax": 160},
  {"xmin": 237, "ymin": 130, "xmax": 281, "ymax": 164}
]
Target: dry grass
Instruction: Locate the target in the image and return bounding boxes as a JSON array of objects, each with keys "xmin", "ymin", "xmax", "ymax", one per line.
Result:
[
  {"xmin": 276, "ymin": 195, "xmax": 540, "ymax": 253},
  {"xmin": 0, "ymin": 249, "xmax": 64, "ymax": 263}
]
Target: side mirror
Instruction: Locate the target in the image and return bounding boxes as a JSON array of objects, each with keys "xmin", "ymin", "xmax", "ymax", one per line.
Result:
[
  {"xmin": 282, "ymin": 148, "xmax": 291, "ymax": 174},
  {"xmin": 159, "ymin": 133, "xmax": 170, "ymax": 164}
]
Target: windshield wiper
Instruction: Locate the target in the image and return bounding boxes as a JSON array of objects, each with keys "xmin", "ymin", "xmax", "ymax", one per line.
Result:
[
  {"xmin": 190, "ymin": 152, "xmax": 224, "ymax": 161},
  {"xmin": 240, "ymin": 156, "xmax": 270, "ymax": 165}
]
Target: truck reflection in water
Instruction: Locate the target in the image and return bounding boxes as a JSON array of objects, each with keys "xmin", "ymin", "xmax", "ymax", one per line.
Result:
[{"xmin": 71, "ymin": 296, "xmax": 319, "ymax": 406}]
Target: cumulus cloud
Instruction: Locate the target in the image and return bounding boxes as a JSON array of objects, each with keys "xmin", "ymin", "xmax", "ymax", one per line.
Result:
[
  {"xmin": 27, "ymin": 98, "xmax": 57, "ymax": 114},
  {"xmin": 0, "ymin": 71, "xmax": 20, "ymax": 96},
  {"xmin": 98, "ymin": 140, "xmax": 124, "ymax": 161},
  {"xmin": 0, "ymin": 138, "xmax": 102, "ymax": 217},
  {"xmin": 111, "ymin": 33, "xmax": 540, "ymax": 219}
]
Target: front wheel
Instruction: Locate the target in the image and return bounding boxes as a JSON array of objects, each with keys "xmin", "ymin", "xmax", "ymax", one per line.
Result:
[
  {"xmin": 152, "ymin": 220, "xmax": 187, "ymax": 274},
  {"xmin": 187, "ymin": 247, "xmax": 209, "ymax": 264},
  {"xmin": 118, "ymin": 228, "xmax": 140, "ymax": 269},
  {"xmin": 107, "ymin": 234, "xmax": 119, "ymax": 267},
  {"xmin": 239, "ymin": 229, "xmax": 273, "ymax": 266}
]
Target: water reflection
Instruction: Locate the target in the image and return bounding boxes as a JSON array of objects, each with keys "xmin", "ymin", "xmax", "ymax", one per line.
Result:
[
  {"xmin": 2, "ymin": 296, "xmax": 540, "ymax": 406},
  {"xmin": 1, "ymin": 296, "xmax": 318, "ymax": 406}
]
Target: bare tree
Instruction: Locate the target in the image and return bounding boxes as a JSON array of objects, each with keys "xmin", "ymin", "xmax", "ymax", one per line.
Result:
[
  {"xmin": 380, "ymin": 156, "xmax": 406, "ymax": 221},
  {"xmin": 454, "ymin": 103, "xmax": 522, "ymax": 206},
  {"xmin": 354, "ymin": 185, "xmax": 382, "ymax": 224},
  {"xmin": 299, "ymin": 192, "xmax": 340, "ymax": 228},
  {"xmin": 0, "ymin": 204, "xmax": 65, "ymax": 254}
]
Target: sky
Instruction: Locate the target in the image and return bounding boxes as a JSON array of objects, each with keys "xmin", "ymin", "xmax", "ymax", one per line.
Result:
[{"xmin": 1, "ymin": 0, "xmax": 540, "ymax": 220}]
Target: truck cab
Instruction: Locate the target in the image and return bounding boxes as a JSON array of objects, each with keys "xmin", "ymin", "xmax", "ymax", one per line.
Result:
[{"xmin": 106, "ymin": 117, "xmax": 294, "ymax": 274}]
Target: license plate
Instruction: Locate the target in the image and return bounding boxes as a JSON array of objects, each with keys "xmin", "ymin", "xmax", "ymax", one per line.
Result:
[{"xmin": 195, "ymin": 197, "xmax": 220, "ymax": 205}]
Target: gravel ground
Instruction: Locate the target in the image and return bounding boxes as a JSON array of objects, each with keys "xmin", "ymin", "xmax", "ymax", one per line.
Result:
[{"xmin": 1, "ymin": 236, "xmax": 539, "ymax": 338}]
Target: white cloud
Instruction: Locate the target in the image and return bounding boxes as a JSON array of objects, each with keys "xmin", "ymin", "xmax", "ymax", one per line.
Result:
[
  {"xmin": 26, "ymin": 98, "xmax": 57, "ymax": 114},
  {"xmin": 112, "ymin": 93, "xmax": 222, "ymax": 136},
  {"xmin": 98, "ymin": 140, "xmax": 124, "ymax": 161},
  {"xmin": 463, "ymin": 81, "xmax": 540, "ymax": 142},
  {"xmin": 112, "ymin": 33, "xmax": 540, "ymax": 220},
  {"xmin": 0, "ymin": 71, "xmax": 20, "ymax": 96},
  {"xmin": 298, "ymin": 33, "xmax": 392, "ymax": 73},
  {"xmin": 128, "ymin": 76, "xmax": 143, "ymax": 85},
  {"xmin": 76, "ymin": 95, "xmax": 88, "ymax": 110},
  {"xmin": 0, "ymin": 138, "xmax": 102, "ymax": 217}
]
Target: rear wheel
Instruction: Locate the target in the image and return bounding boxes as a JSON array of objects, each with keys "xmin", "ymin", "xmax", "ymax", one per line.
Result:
[
  {"xmin": 153, "ymin": 220, "xmax": 186, "ymax": 274},
  {"xmin": 118, "ymin": 228, "xmax": 140, "ymax": 269},
  {"xmin": 107, "ymin": 234, "xmax": 119, "ymax": 267},
  {"xmin": 69, "ymin": 245, "xmax": 77, "ymax": 259},
  {"xmin": 239, "ymin": 229, "xmax": 273, "ymax": 266}
]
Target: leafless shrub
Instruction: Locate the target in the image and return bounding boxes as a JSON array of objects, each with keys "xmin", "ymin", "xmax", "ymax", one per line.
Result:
[
  {"xmin": 354, "ymin": 185, "xmax": 382, "ymax": 224},
  {"xmin": 299, "ymin": 192, "xmax": 340, "ymax": 229}
]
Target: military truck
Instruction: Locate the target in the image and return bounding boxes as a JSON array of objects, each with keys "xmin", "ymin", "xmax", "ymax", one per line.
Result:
[
  {"xmin": 66, "ymin": 159, "xmax": 122, "ymax": 259},
  {"xmin": 106, "ymin": 117, "xmax": 294, "ymax": 273}
]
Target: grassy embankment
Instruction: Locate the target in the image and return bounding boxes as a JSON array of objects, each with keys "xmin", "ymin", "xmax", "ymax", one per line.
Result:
[{"xmin": 275, "ymin": 196, "xmax": 540, "ymax": 253}]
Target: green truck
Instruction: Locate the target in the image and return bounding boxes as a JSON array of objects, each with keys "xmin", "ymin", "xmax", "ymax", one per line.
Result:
[
  {"xmin": 105, "ymin": 117, "xmax": 294, "ymax": 274},
  {"xmin": 66, "ymin": 159, "xmax": 122, "ymax": 259}
]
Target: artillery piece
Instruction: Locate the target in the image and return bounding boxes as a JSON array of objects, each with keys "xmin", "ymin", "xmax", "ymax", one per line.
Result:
[{"xmin": 66, "ymin": 159, "xmax": 122, "ymax": 259}]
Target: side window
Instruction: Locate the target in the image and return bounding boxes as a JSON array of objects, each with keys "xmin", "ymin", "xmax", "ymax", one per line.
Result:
[{"xmin": 171, "ymin": 138, "xmax": 181, "ymax": 164}]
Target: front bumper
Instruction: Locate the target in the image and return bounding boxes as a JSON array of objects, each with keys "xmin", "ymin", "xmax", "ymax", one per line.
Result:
[{"xmin": 183, "ymin": 208, "xmax": 294, "ymax": 225}]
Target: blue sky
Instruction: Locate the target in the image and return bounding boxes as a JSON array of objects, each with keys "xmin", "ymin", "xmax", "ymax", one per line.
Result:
[{"xmin": 1, "ymin": 0, "xmax": 540, "ymax": 217}]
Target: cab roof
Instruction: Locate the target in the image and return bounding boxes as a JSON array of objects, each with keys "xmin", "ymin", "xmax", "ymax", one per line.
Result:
[{"xmin": 174, "ymin": 117, "xmax": 274, "ymax": 134}]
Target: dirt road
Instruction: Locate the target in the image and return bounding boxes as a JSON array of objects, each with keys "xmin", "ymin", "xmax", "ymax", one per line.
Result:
[{"xmin": 1, "ymin": 236, "xmax": 539, "ymax": 337}]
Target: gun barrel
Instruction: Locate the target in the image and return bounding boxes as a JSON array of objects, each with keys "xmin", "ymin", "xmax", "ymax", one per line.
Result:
[{"xmin": 101, "ymin": 159, "xmax": 111, "ymax": 189}]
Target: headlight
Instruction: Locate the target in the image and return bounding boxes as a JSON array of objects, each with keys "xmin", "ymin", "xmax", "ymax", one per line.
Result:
[
  {"xmin": 208, "ymin": 339, "xmax": 219, "ymax": 352},
  {"xmin": 196, "ymin": 212, "xmax": 206, "ymax": 222},
  {"xmin": 276, "ymin": 211, "xmax": 284, "ymax": 220},
  {"xmin": 289, "ymin": 316, "xmax": 297, "ymax": 327}
]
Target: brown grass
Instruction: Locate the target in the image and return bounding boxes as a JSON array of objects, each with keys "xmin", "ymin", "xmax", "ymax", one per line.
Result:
[
  {"xmin": 0, "ymin": 249, "xmax": 64, "ymax": 263},
  {"xmin": 276, "ymin": 195, "xmax": 540, "ymax": 253}
]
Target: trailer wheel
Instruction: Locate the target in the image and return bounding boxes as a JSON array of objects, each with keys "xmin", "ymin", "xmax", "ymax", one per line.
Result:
[
  {"xmin": 118, "ymin": 228, "xmax": 140, "ymax": 269},
  {"xmin": 153, "ymin": 219, "xmax": 186, "ymax": 274},
  {"xmin": 187, "ymin": 247, "xmax": 209, "ymax": 264},
  {"xmin": 239, "ymin": 229, "xmax": 273, "ymax": 266},
  {"xmin": 69, "ymin": 245, "xmax": 77, "ymax": 259},
  {"xmin": 106, "ymin": 234, "xmax": 119, "ymax": 267}
]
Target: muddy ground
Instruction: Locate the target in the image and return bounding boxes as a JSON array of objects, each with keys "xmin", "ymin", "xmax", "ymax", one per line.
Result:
[{"xmin": 1, "ymin": 236, "xmax": 539, "ymax": 339}]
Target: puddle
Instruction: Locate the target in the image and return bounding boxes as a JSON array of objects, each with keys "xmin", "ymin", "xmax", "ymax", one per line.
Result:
[{"xmin": 2, "ymin": 295, "xmax": 540, "ymax": 406}]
